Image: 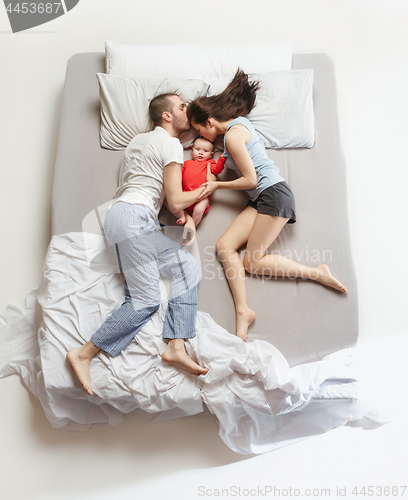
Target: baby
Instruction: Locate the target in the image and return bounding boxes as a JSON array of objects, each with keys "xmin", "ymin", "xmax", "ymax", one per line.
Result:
[{"xmin": 176, "ymin": 137, "xmax": 226, "ymax": 226}]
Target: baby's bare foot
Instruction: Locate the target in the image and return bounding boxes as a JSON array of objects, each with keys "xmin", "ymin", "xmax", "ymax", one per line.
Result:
[
  {"xmin": 175, "ymin": 210, "xmax": 186, "ymax": 225},
  {"xmin": 315, "ymin": 264, "xmax": 347, "ymax": 293},
  {"xmin": 162, "ymin": 340, "xmax": 208, "ymax": 376},
  {"xmin": 66, "ymin": 347, "xmax": 94, "ymax": 395},
  {"xmin": 236, "ymin": 308, "xmax": 256, "ymax": 342}
]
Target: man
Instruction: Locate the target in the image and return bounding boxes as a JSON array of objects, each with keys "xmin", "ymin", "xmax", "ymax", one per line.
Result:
[{"xmin": 67, "ymin": 94, "xmax": 209, "ymax": 395}]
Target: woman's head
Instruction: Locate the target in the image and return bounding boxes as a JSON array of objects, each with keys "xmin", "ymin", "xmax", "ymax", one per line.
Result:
[{"xmin": 187, "ymin": 69, "xmax": 260, "ymax": 138}]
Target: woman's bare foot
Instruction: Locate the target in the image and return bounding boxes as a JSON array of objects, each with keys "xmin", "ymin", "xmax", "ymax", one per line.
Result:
[
  {"xmin": 314, "ymin": 264, "xmax": 347, "ymax": 293},
  {"xmin": 162, "ymin": 339, "xmax": 208, "ymax": 376},
  {"xmin": 66, "ymin": 342, "xmax": 100, "ymax": 395},
  {"xmin": 236, "ymin": 308, "xmax": 256, "ymax": 342}
]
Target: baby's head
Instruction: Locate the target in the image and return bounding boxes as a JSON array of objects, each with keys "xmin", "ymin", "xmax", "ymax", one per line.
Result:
[{"xmin": 192, "ymin": 137, "xmax": 214, "ymax": 162}]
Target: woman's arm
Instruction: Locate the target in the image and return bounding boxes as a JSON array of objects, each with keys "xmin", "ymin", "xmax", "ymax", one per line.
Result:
[
  {"xmin": 163, "ymin": 162, "xmax": 206, "ymax": 213},
  {"xmin": 197, "ymin": 128, "xmax": 257, "ymax": 200}
]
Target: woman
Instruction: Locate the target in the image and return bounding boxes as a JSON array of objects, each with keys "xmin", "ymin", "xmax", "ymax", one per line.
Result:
[{"xmin": 187, "ymin": 70, "xmax": 347, "ymax": 342}]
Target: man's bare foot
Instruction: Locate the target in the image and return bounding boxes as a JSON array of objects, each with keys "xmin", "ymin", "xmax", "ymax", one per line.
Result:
[
  {"xmin": 162, "ymin": 340, "xmax": 208, "ymax": 376},
  {"xmin": 236, "ymin": 308, "xmax": 256, "ymax": 342},
  {"xmin": 66, "ymin": 342, "xmax": 99, "ymax": 395},
  {"xmin": 314, "ymin": 264, "xmax": 347, "ymax": 293}
]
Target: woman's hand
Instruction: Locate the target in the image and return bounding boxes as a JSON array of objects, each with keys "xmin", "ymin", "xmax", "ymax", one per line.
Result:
[
  {"xmin": 197, "ymin": 181, "xmax": 218, "ymax": 201},
  {"xmin": 206, "ymin": 162, "xmax": 217, "ymax": 183},
  {"xmin": 181, "ymin": 214, "xmax": 196, "ymax": 247}
]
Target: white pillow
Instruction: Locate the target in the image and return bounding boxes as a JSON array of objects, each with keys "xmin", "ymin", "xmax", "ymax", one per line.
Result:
[
  {"xmin": 206, "ymin": 69, "xmax": 315, "ymax": 149},
  {"xmin": 97, "ymin": 73, "xmax": 208, "ymax": 150},
  {"xmin": 105, "ymin": 41, "xmax": 292, "ymax": 80}
]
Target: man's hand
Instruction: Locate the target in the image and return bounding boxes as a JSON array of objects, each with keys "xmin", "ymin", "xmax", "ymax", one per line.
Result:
[
  {"xmin": 181, "ymin": 214, "xmax": 196, "ymax": 247},
  {"xmin": 197, "ymin": 181, "xmax": 218, "ymax": 201}
]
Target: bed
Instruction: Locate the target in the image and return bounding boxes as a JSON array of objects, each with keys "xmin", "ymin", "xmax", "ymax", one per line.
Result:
[
  {"xmin": 52, "ymin": 51, "xmax": 358, "ymax": 366},
  {"xmin": 0, "ymin": 48, "xmax": 373, "ymax": 454}
]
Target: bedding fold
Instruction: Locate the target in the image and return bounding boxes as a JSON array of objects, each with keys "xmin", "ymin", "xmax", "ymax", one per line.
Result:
[{"xmin": 0, "ymin": 232, "xmax": 379, "ymax": 453}]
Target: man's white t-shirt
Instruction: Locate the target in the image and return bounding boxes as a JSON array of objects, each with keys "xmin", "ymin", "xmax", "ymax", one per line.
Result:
[{"xmin": 112, "ymin": 126, "xmax": 183, "ymax": 220}]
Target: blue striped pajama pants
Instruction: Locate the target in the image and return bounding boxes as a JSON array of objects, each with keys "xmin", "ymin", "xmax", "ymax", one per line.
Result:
[{"xmin": 91, "ymin": 202, "xmax": 200, "ymax": 356}]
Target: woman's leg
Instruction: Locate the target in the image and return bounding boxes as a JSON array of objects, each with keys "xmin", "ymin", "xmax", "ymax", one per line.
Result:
[
  {"xmin": 217, "ymin": 209, "xmax": 347, "ymax": 342},
  {"xmin": 216, "ymin": 207, "xmax": 258, "ymax": 340},
  {"xmin": 244, "ymin": 214, "xmax": 347, "ymax": 292}
]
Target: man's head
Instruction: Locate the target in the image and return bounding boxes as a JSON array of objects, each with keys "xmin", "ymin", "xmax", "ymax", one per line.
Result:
[
  {"xmin": 149, "ymin": 94, "xmax": 189, "ymax": 135},
  {"xmin": 191, "ymin": 137, "xmax": 214, "ymax": 162}
]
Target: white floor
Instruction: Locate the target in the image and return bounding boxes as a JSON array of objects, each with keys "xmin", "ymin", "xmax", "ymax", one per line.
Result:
[{"xmin": 1, "ymin": 331, "xmax": 407, "ymax": 500}]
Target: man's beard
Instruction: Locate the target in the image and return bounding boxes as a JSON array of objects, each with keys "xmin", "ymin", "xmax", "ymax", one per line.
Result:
[{"xmin": 173, "ymin": 115, "xmax": 190, "ymax": 135}]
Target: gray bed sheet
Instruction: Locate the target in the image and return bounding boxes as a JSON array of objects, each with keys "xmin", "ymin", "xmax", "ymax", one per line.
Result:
[{"xmin": 52, "ymin": 52, "xmax": 358, "ymax": 366}]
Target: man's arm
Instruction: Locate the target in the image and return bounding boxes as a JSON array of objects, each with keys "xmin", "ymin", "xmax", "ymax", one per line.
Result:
[{"xmin": 163, "ymin": 162, "xmax": 206, "ymax": 213}]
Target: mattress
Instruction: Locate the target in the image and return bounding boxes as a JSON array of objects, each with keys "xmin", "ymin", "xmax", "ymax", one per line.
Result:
[{"xmin": 52, "ymin": 53, "xmax": 358, "ymax": 366}]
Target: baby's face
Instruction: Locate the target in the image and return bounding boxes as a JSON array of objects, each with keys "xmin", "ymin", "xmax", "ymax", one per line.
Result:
[{"xmin": 192, "ymin": 138, "xmax": 214, "ymax": 162}]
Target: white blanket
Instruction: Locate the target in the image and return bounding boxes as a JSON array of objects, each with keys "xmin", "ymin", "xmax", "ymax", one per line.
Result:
[{"xmin": 0, "ymin": 232, "xmax": 379, "ymax": 454}]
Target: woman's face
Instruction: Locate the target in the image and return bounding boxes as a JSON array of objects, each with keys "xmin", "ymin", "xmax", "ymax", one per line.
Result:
[{"xmin": 191, "ymin": 119, "xmax": 218, "ymax": 142}]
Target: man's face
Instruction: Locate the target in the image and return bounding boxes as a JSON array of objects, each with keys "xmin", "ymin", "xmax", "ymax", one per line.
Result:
[{"xmin": 168, "ymin": 95, "xmax": 190, "ymax": 134}]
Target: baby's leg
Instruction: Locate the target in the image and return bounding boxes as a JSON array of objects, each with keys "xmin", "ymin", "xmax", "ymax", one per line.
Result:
[
  {"xmin": 175, "ymin": 209, "xmax": 187, "ymax": 225},
  {"xmin": 192, "ymin": 199, "xmax": 209, "ymax": 226}
]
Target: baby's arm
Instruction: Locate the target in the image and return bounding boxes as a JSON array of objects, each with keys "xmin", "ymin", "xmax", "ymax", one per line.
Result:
[
  {"xmin": 211, "ymin": 155, "xmax": 226, "ymax": 175},
  {"xmin": 206, "ymin": 155, "xmax": 226, "ymax": 183}
]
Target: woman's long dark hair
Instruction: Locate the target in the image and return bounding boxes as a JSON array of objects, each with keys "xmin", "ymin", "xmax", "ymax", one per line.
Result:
[{"xmin": 187, "ymin": 69, "xmax": 260, "ymax": 125}]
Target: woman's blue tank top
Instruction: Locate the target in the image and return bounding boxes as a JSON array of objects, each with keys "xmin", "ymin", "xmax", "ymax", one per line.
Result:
[{"xmin": 223, "ymin": 116, "xmax": 284, "ymax": 201}]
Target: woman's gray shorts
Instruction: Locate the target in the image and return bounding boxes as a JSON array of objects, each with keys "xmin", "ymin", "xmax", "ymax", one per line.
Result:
[{"xmin": 247, "ymin": 181, "xmax": 296, "ymax": 223}]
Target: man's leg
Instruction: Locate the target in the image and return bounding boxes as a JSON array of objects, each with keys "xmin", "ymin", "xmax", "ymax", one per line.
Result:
[
  {"xmin": 90, "ymin": 279, "xmax": 160, "ymax": 356},
  {"xmin": 67, "ymin": 203, "xmax": 162, "ymax": 393},
  {"xmin": 68, "ymin": 203, "xmax": 207, "ymax": 393},
  {"xmin": 156, "ymin": 230, "xmax": 208, "ymax": 376}
]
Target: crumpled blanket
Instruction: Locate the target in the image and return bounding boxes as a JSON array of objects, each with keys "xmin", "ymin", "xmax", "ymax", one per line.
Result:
[{"xmin": 0, "ymin": 232, "xmax": 381, "ymax": 454}]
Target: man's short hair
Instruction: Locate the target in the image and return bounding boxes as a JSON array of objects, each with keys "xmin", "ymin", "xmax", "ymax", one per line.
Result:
[{"xmin": 149, "ymin": 93, "xmax": 178, "ymax": 126}]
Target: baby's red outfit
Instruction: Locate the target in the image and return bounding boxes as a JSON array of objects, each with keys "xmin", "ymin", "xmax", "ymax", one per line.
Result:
[{"xmin": 182, "ymin": 156, "xmax": 226, "ymax": 214}]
